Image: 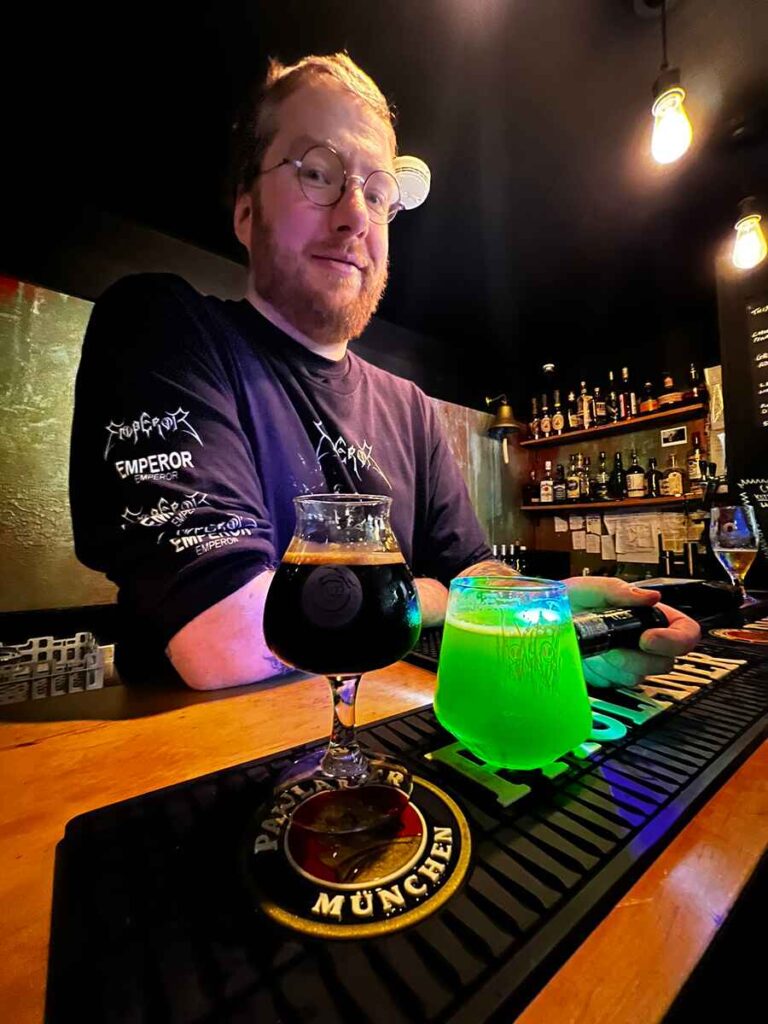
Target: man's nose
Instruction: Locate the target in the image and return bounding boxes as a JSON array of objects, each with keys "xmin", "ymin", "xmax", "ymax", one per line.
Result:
[{"xmin": 329, "ymin": 179, "xmax": 370, "ymax": 235}]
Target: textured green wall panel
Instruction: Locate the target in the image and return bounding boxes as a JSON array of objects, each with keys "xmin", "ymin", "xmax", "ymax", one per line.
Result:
[{"xmin": 0, "ymin": 277, "xmax": 116, "ymax": 612}]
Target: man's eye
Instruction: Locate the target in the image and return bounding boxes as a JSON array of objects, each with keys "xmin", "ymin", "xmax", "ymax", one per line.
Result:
[
  {"xmin": 301, "ymin": 166, "xmax": 331, "ymax": 186},
  {"xmin": 365, "ymin": 189, "xmax": 385, "ymax": 207}
]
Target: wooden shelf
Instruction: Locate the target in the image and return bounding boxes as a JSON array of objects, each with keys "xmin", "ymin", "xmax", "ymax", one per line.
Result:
[
  {"xmin": 521, "ymin": 496, "xmax": 698, "ymax": 513},
  {"xmin": 519, "ymin": 403, "xmax": 706, "ymax": 448}
]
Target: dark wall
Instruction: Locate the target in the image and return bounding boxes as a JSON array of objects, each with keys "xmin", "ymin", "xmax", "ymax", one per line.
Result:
[{"xmin": 4, "ymin": 1, "xmax": 768, "ymax": 414}]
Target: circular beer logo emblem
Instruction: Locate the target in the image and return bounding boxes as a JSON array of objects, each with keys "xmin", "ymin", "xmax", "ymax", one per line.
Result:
[
  {"xmin": 245, "ymin": 776, "xmax": 471, "ymax": 939},
  {"xmin": 301, "ymin": 565, "xmax": 363, "ymax": 628}
]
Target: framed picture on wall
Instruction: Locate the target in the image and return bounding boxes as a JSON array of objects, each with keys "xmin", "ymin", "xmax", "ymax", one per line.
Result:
[{"xmin": 660, "ymin": 425, "xmax": 688, "ymax": 447}]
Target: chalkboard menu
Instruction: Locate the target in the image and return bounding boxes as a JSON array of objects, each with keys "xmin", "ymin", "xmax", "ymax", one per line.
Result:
[
  {"xmin": 716, "ymin": 258, "xmax": 768, "ymax": 583},
  {"xmin": 747, "ymin": 299, "xmax": 768, "ymax": 430}
]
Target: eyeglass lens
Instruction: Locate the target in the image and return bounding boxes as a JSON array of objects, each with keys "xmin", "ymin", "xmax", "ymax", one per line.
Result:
[{"xmin": 297, "ymin": 146, "xmax": 400, "ymax": 223}]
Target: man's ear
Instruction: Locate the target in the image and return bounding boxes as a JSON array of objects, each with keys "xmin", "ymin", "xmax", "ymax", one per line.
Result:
[{"xmin": 233, "ymin": 189, "xmax": 253, "ymax": 251}]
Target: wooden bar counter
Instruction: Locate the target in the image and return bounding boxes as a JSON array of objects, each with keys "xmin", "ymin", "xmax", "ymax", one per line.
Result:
[{"xmin": 0, "ymin": 663, "xmax": 766, "ymax": 1023}]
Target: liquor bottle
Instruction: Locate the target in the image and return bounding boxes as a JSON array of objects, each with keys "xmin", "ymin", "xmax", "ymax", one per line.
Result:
[
  {"xmin": 578, "ymin": 381, "xmax": 594, "ymax": 430},
  {"xmin": 540, "ymin": 394, "xmax": 552, "ymax": 438},
  {"xmin": 499, "ymin": 543, "xmax": 507, "ymax": 564},
  {"xmin": 540, "ymin": 461, "xmax": 555, "ymax": 504},
  {"xmin": 686, "ymin": 432, "xmax": 705, "ymax": 489},
  {"xmin": 551, "ymin": 389, "xmax": 565, "ymax": 436},
  {"xmin": 529, "ymin": 396, "xmax": 540, "ymax": 439},
  {"xmin": 523, "ymin": 468, "xmax": 540, "ymax": 505},
  {"xmin": 609, "ymin": 452, "xmax": 627, "ymax": 499},
  {"xmin": 645, "ymin": 456, "xmax": 663, "ymax": 497},
  {"xmin": 626, "ymin": 449, "xmax": 647, "ymax": 499},
  {"xmin": 661, "ymin": 454, "xmax": 685, "ymax": 497},
  {"xmin": 517, "ymin": 545, "xmax": 528, "ymax": 574},
  {"xmin": 594, "ymin": 450, "xmax": 610, "ymax": 501},
  {"xmin": 566, "ymin": 455, "xmax": 581, "ymax": 502},
  {"xmin": 618, "ymin": 366, "xmax": 637, "ymax": 419},
  {"xmin": 639, "ymin": 381, "xmax": 659, "ymax": 414},
  {"xmin": 581, "ymin": 455, "xmax": 593, "ymax": 501},
  {"xmin": 685, "ymin": 363, "xmax": 708, "ymax": 403},
  {"xmin": 566, "ymin": 390, "xmax": 582, "ymax": 431},
  {"xmin": 593, "ymin": 386, "xmax": 607, "ymax": 425},
  {"xmin": 606, "ymin": 370, "xmax": 620, "ymax": 422},
  {"xmin": 658, "ymin": 371, "xmax": 684, "ymax": 408},
  {"xmin": 492, "ymin": 543, "xmax": 498, "ymax": 558},
  {"xmin": 553, "ymin": 463, "xmax": 567, "ymax": 503}
]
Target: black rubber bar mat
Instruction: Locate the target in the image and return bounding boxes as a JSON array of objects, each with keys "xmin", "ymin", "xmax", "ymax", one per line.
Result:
[{"xmin": 46, "ymin": 639, "xmax": 767, "ymax": 1023}]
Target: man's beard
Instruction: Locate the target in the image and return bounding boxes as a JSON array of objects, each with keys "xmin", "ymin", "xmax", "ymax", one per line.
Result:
[{"xmin": 248, "ymin": 204, "xmax": 388, "ymax": 347}]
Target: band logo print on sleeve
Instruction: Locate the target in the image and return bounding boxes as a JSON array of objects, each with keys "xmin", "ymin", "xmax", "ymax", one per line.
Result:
[{"xmin": 103, "ymin": 407, "xmax": 204, "ymax": 458}]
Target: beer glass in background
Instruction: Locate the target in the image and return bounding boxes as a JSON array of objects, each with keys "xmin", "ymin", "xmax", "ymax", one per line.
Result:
[
  {"xmin": 264, "ymin": 494, "xmax": 421, "ymax": 810},
  {"xmin": 710, "ymin": 505, "xmax": 761, "ymax": 605},
  {"xmin": 435, "ymin": 576, "xmax": 592, "ymax": 770}
]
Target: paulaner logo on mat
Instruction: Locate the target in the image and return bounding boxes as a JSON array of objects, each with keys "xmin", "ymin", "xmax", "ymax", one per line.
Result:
[{"xmin": 245, "ymin": 776, "xmax": 471, "ymax": 939}]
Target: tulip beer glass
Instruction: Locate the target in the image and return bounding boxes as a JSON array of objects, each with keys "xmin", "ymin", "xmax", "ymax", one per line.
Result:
[{"xmin": 264, "ymin": 494, "xmax": 421, "ymax": 805}]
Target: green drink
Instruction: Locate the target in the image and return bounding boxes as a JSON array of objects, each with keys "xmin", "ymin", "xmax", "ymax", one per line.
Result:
[{"xmin": 435, "ymin": 577, "xmax": 591, "ymax": 770}]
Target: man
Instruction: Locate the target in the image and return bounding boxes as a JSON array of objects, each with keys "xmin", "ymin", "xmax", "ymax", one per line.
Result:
[{"xmin": 69, "ymin": 52, "xmax": 699, "ymax": 690}]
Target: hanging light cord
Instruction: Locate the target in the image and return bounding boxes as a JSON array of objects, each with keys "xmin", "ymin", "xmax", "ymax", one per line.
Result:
[{"xmin": 660, "ymin": 0, "xmax": 669, "ymax": 71}]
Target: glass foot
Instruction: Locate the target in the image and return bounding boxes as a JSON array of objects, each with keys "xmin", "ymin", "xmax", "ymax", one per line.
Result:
[{"xmin": 273, "ymin": 749, "xmax": 413, "ymax": 836}]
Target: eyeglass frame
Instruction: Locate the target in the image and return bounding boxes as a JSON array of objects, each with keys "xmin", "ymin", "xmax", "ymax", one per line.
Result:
[{"xmin": 257, "ymin": 143, "xmax": 403, "ymax": 224}]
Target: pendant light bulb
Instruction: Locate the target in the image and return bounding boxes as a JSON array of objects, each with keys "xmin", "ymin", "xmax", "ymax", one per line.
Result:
[
  {"xmin": 651, "ymin": 85, "xmax": 692, "ymax": 164},
  {"xmin": 732, "ymin": 199, "xmax": 767, "ymax": 271}
]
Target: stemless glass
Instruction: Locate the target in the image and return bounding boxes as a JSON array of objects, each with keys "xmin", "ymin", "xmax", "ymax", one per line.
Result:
[
  {"xmin": 263, "ymin": 495, "xmax": 421, "ymax": 815},
  {"xmin": 710, "ymin": 505, "xmax": 761, "ymax": 605},
  {"xmin": 434, "ymin": 576, "xmax": 592, "ymax": 770}
]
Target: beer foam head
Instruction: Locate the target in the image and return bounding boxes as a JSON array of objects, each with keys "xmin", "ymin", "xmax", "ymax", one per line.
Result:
[{"xmin": 283, "ymin": 541, "xmax": 405, "ymax": 566}]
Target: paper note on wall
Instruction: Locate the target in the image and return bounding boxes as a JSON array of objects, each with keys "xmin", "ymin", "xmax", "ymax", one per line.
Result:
[
  {"xmin": 603, "ymin": 515, "xmax": 619, "ymax": 537},
  {"xmin": 585, "ymin": 533, "xmax": 601, "ymax": 554},
  {"xmin": 571, "ymin": 531, "xmax": 586, "ymax": 550},
  {"xmin": 554, "ymin": 516, "xmax": 568, "ymax": 533},
  {"xmin": 569, "ymin": 515, "xmax": 584, "ymax": 531},
  {"xmin": 601, "ymin": 534, "xmax": 616, "ymax": 560},
  {"xmin": 614, "ymin": 513, "xmax": 661, "ymax": 564},
  {"xmin": 586, "ymin": 515, "xmax": 602, "ymax": 536},
  {"xmin": 660, "ymin": 512, "xmax": 689, "ymax": 553}
]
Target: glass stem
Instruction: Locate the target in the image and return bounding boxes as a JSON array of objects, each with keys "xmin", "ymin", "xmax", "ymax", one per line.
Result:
[
  {"xmin": 732, "ymin": 575, "xmax": 747, "ymax": 606},
  {"xmin": 322, "ymin": 675, "xmax": 369, "ymax": 779}
]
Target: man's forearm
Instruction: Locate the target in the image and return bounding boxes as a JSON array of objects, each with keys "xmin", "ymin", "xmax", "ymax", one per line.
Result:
[{"xmin": 166, "ymin": 569, "xmax": 292, "ymax": 690}]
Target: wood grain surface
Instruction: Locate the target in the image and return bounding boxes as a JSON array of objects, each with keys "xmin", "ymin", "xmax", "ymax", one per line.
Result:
[{"xmin": 0, "ymin": 664, "xmax": 765, "ymax": 1023}]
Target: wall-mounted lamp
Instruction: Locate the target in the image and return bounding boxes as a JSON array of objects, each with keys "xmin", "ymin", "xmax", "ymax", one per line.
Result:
[
  {"xmin": 732, "ymin": 196, "xmax": 767, "ymax": 271},
  {"xmin": 485, "ymin": 394, "xmax": 521, "ymax": 465}
]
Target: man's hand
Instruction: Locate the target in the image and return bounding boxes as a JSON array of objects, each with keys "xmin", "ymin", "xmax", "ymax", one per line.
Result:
[
  {"xmin": 415, "ymin": 578, "xmax": 449, "ymax": 627},
  {"xmin": 563, "ymin": 576, "xmax": 701, "ymax": 689}
]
